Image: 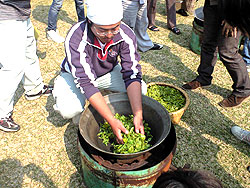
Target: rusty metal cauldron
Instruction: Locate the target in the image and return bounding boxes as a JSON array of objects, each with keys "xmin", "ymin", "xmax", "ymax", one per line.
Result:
[
  {"xmin": 79, "ymin": 92, "xmax": 171, "ymax": 159},
  {"xmin": 77, "ymin": 123, "xmax": 177, "ymax": 188}
]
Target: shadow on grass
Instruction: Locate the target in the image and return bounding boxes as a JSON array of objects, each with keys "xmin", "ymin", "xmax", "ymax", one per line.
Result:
[
  {"xmin": 0, "ymin": 159, "xmax": 56, "ymax": 188},
  {"xmin": 32, "ymin": 5, "xmax": 76, "ymax": 27},
  {"xmin": 37, "ymin": 49, "xmax": 47, "ymax": 59},
  {"xmin": 64, "ymin": 122, "xmax": 85, "ymax": 187},
  {"xmin": 45, "ymin": 74, "xmax": 71, "ymax": 127}
]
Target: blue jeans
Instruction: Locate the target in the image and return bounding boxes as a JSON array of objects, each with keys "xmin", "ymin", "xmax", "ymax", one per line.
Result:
[
  {"xmin": 48, "ymin": 0, "xmax": 85, "ymax": 31},
  {"xmin": 243, "ymin": 37, "xmax": 250, "ymax": 65}
]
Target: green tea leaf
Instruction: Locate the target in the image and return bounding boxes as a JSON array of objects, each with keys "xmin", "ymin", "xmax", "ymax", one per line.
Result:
[
  {"xmin": 146, "ymin": 85, "xmax": 185, "ymax": 112},
  {"xmin": 98, "ymin": 114, "xmax": 153, "ymax": 154}
]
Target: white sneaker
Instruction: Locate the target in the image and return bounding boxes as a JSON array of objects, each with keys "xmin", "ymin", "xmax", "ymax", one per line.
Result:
[
  {"xmin": 231, "ymin": 126, "xmax": 250, "ymax": 145},
  {"xmin": 46, "ymin": 30, "xmax": 65, "ymax": 43}
]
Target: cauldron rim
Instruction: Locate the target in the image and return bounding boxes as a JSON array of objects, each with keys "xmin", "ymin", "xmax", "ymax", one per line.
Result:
[{"xmin": 79, "ymin": 92, "xmax": 171, "ymax": 159}]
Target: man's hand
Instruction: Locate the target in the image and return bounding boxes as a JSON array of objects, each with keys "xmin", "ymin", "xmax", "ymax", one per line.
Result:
[
  {"xmin": 133, "ymin": 114, "xmax": 144, "ymax": 135},
  {"xmin": 109, "ymin": 118, "xmax": 129, "ymax": 144},
  {"xmin": 222, "ymin": 20, "xmax": 237, "ymax": 38},
  {"xmin": 126, "ymin": 81, "xmax": 144, "ymax": 134}
]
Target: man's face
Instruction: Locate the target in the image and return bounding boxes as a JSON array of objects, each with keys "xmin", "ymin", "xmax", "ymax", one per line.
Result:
[{"xmin": 91, "ymin": 21, "xmax": 121, "ymax": 44}]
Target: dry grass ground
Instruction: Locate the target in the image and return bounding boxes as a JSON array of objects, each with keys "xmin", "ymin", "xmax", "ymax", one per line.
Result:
[{"xmin": 0, "ymin": 0, "xmax": 250, "ymax": 187}]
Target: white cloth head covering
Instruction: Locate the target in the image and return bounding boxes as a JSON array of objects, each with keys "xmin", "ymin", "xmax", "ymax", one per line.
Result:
[{"xmin": 86, "ymin": 0, "xmax": 123, "ymax": 25}]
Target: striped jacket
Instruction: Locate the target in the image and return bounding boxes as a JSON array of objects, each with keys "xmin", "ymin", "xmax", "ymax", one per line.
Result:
[
  {"xmin": 0, "ymin": 0, "xmax": 31, "ymax": 20},
  {"xmin": 61, "ymin": 20, "xmax": 142, "ymax": 99}
]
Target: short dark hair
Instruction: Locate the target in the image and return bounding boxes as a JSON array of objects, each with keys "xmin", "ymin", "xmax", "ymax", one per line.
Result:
[
  {"xmin": 153, "ymin": 168, "xmax": 223, "ymax": 188},
  {"xmin": 218, "ymin": 0, "xmax": 250, "ymax": 36}
]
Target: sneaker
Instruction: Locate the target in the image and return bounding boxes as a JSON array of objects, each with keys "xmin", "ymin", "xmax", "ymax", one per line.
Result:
[
  {"xmin": 0, "ymin": 116, "xmax": 20, "ymax": 132},
  {"xmin": 182, "ymin": 80, "xmax": 210, "ymax": 90},
  {"xmin": 25, "ymin": 85, "xmax": 53, "ymax": 101},
  {"xmin": 231, "ymin": 126, "xmax": 250, "ymax": 145},
  {"xmin": 218, "ymin": 94, "xmax": 250, "ymax": 108},
  {"xmin": 46, "ymin": 30, "xmax": 65, "ymax": 43}
]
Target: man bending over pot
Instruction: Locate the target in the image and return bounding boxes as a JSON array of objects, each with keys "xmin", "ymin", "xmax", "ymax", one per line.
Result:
[{"xmin": 53, "ymin": 0, "xmax": 147, "ymax": 143}]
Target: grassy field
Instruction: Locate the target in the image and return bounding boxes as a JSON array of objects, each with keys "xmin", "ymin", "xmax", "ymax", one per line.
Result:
[{"xmin": 0, "ymin": 0, "xmax": 249, "ymax": 187}]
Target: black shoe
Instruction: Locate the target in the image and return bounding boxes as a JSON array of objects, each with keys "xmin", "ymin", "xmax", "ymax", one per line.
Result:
[
  {"xmin": 149, "ymin": 43, "xmax": 163, "ymax": 50},
  {"xmin": 176, "ymin": 9, "xmax": 188, "ymax": 16},
  {"xmin": 0, "ymin": 116, "xmax": 20, "ymax": 132},
  {"xmin": 169, "ymin": 27, "xmax": 181, "ymax": 35}
]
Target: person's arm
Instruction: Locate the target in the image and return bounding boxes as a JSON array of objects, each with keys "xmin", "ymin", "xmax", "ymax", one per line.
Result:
[
  {"xmin": 88, "ymin": 92, "xmax": 129, "ymax": 144},
  {"xmin": 119, "ymin": 23, "xmax": 145, "ymax": 135},
  {"xmin": 127, "ymin": 81, "xmax": 144, "ymax": 135}
]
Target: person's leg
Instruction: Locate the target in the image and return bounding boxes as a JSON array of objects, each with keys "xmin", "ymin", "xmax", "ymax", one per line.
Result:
[
  {"xmin": 74, "ymin": 0, "xmax": 85, "ymax": 22},
  {"xmin": 48, "ymin": 0, "xmax": 63, "ymax": 31},
  {"xmin": 22, "ymin": 19, "xmax": 45, "ymax": 96},
  {"xmin": 0, "ymin": 20, "xmax": 27, "ymax": 131},
  {"xmin": 122, "ymin": 1, "xmax": 153, "ymax": 52},
  {"xmin": 147, "ymin": 0, "xmax": 158, "ymax": 28},
  {"xmin": 182, "ymin": 1, "xmax": 219, "ymax": 90},
  {"xmin": 165, "ymin": 0, "xmax": 176, "ymax": 29},
  {"xmin": 96, "ymin": 64, "xmax": 147, "ymax": 95},
  {"xmin": 53, "ymin": 72, "xmax": 86, "ymax": 119},
  {"xmin": 47, "ymin": 0, "xmax": 65, "ymax": 43},
  {"xmin": 122, "ymin": 1, "xmax": 138, "ymax": 32},
  {"xmin": 218, "ymin": 31, "xmax": 250, "ymax": 98},
  {"xmin": 242, "ymin": 37, "xmax": 250, "ymax": 66},
  {"xmin": 176, "ymin": 1, "xmax": 189, "ymax": 17},
  {"xmin": 196, "ymin": 1, "xmax": 219, "ymax": 85},
  {"xmin": 0, "ymin": 20, "xmax": 27, "ymax": 118},
  {"xmin": 134, "ymin": 2, "xmax": 154, "ymax": 52}
]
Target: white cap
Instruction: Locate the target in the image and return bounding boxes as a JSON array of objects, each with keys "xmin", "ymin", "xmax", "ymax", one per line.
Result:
[{"xmin": 86, "ymin": 0, "xmax": 123, "ymax": 25}]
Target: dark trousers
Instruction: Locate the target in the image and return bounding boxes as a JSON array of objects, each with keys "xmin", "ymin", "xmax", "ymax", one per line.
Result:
[
  {"xmin": 147, "ymin": 0, "xmax": 176, "ymax": 28},
  {"xmin": 196, "ymin": 0, "xmax": 250, "ymax": 97}
]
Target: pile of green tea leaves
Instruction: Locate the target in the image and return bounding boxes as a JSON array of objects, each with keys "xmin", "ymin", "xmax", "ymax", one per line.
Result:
[
  {"xmin": 98, "ymin": 113, "xmax": 153, "ymax": 154},
  {"xmin": 146, "ymin": 85, "xmax": 185, "ymax": 113}
]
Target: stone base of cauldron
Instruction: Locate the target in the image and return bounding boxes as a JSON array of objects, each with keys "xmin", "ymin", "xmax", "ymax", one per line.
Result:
[{"xmin": 77, "ymin": 125, "xmax": 177, "ymax": 188}]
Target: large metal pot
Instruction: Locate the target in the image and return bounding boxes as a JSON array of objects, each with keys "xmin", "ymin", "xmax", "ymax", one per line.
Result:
[{"xmin": 79, "ymin": 92, "xmax": 171, "ymax": 159}]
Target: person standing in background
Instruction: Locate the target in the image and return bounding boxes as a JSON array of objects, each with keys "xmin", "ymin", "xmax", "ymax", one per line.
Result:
[
  {"xmin": 0, "ymin": 0, "xmax": 53, "ymax": 132},
  {"xmin": 46, "ymin": 0, "xmax": 85, "ymax": 43},
  {"xmin": 122, "ymin": 0, "xmax": 163, "ymax": 52},
  {"xmin": 182, "ymin": 0, "xmax": 250, "ymax": 108},
  {"xmin": 147, "ymin": 0, "xmax": 181, "ymax": 35}
]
